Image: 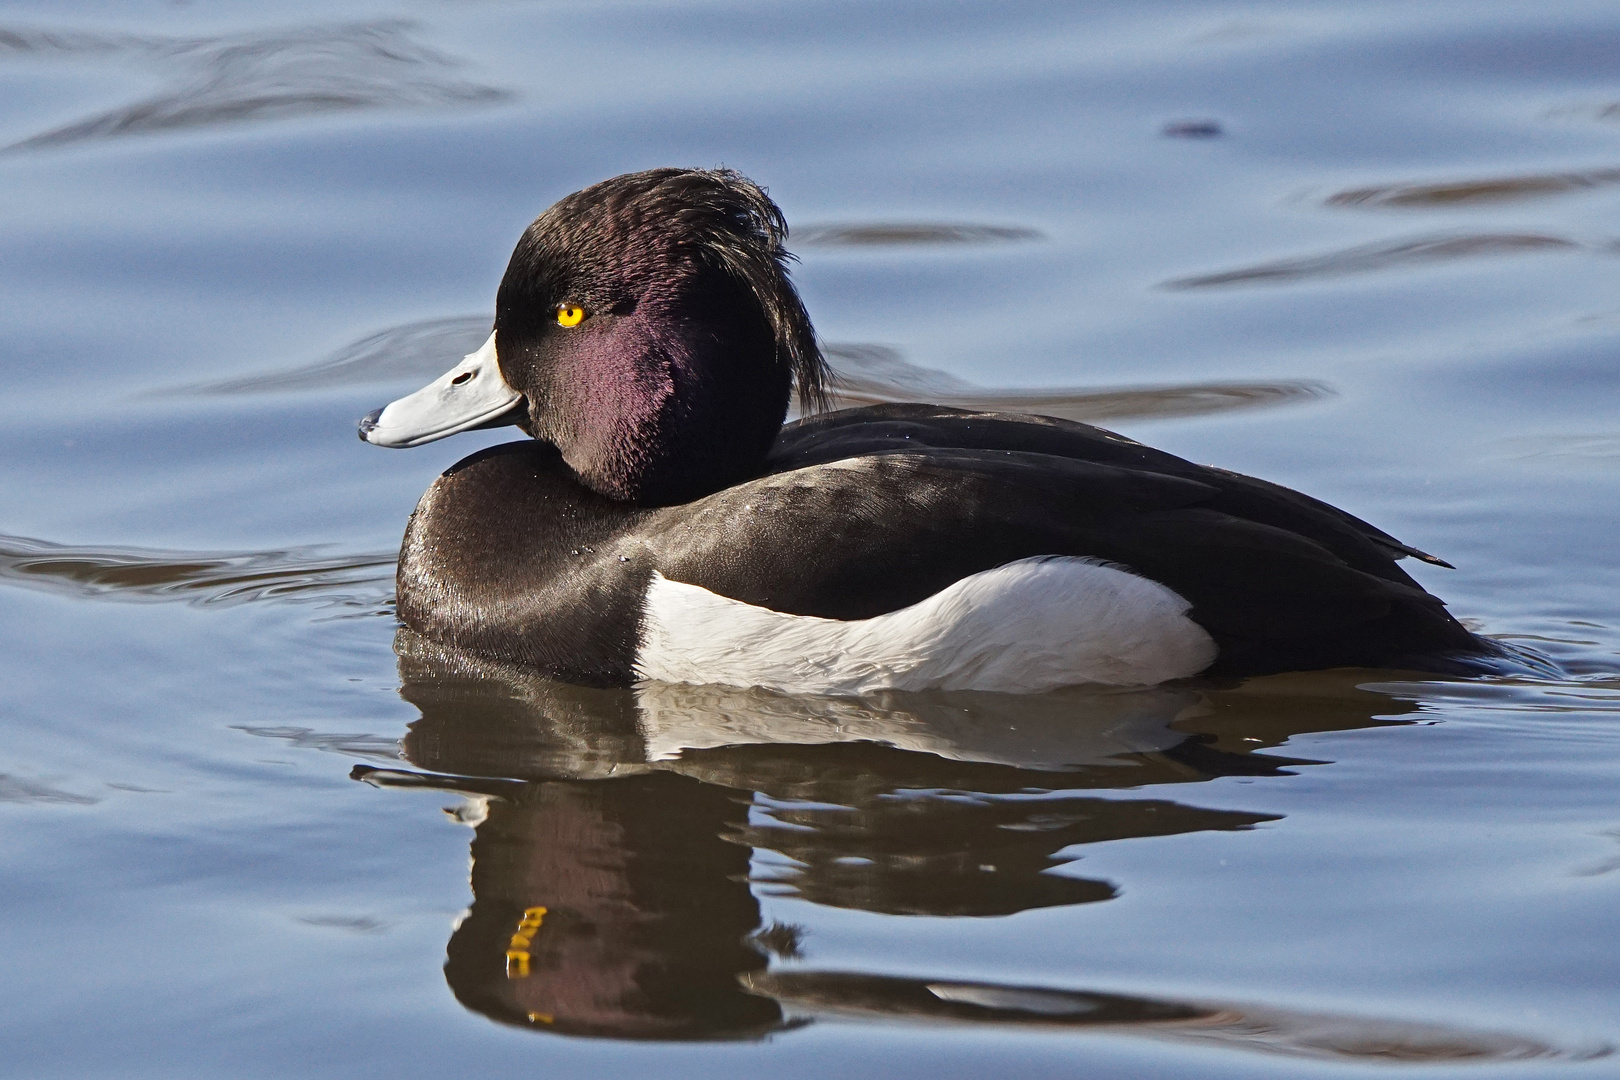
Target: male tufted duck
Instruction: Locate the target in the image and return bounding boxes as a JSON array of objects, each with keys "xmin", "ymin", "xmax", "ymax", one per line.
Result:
[{"xmin": 360, "ymin": 168, "xmax": 1514, "ymax": 693}]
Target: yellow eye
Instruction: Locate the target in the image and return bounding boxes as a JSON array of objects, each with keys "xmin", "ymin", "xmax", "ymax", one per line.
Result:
[{"xmin": 555, "ymin": 303, "xmax": 586, "ymax": 328}]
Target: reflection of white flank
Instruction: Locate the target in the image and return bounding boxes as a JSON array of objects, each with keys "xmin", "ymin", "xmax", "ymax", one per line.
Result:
[
  {"xmin": 445, "ymin": 795, "xmax": 490, "ymax": 828},
  {"xmin": 633, "ymin": 680, "xmax": 1199, "ymax": 768},
  {"xmin": 928, "ymin": 983, "xmax": 1102, "ymax": 1015},
  {"xmin": 635, "ymin": 556, "xmax": 1217, "ymax": 696}
]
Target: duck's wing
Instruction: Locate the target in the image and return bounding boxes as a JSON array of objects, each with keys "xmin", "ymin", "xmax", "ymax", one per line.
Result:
[
  {"xmin": 1199, "ymin": 466, "xmax": 1455, "ymax": 568},
  {"xmin": 769, "ymin": 403, "xmax": 1189, "ymax": 474},
  {"xmin": 770, "ymin": 404, "xmax": 1454, "ymax": 580},
  {"xmin": 645, "ymin": 447, "xmax": 1220, "ymax": 621}
]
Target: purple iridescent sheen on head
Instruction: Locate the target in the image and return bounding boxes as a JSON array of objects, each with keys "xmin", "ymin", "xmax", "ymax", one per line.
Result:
[{"xmin": 491, "ymin": 168, "xmax": 827, "ymax": 505}]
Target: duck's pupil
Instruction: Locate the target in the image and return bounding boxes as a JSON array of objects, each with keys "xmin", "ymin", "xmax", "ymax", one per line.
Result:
[{"xmin": 451, "ymin": 371, "xmax": 474, "ymax": 385}]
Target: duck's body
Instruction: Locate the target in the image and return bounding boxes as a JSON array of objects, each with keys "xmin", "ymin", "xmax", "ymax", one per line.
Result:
[
  {"xmin": 395, "ymin": 401, "xmax": 1491, "ymax": 691},
  {"xmin": 364, "ymin": 168, "xmax": 1507, "ymax": 693}
]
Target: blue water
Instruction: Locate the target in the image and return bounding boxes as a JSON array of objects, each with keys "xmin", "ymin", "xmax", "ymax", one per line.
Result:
[{"xmin": 3, "ymin": 1, "xmax": 1619, "ymax": 1076}]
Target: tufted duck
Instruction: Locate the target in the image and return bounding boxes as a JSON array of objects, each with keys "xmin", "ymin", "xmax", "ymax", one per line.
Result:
[{"xmin": 360, "ymin": 168, "xmax": 1516, "ymax": 693}]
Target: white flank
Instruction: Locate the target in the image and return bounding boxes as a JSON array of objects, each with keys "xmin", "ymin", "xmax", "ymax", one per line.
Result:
[{"xmin": 635, "ymin": 556, "xmax": 1218, "ymax": 695}]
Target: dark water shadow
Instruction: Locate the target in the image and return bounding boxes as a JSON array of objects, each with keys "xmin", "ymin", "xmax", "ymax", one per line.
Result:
[
  {"xmin": 1161, "ymin": 118, "xmax": 1223, "ymax": 138},
  {"xmin": 1363, "ymin": 677, "xmax": 1620, "ymax": 716},
  {"xmin": 0, "ymin": 775, "xmax": 100, "ymax": 805},
  {"xmin": 792, "ymin": 223, "xmax": 1043, "ymax": 248},
  {"xmin": 0, "ymin": 532, "xmax": 394, "ymax": 610},
  {"xmin": 1580, "ymin": 104, "xmax": 1620, "ymax": 126},
  {"xmin": 295, "ymin": 913, "xmax": 392, "ymax": 934},
  {"xmin": 824, "ymin": 344, "xmax": 1330, "ymax": 423},
  {"xmin": 0, "ymin": 20, "xmax": 508, "ymax": 153},
  {"xmin": 232, "ymin": 724, "xmax": 402, "ymax": 763},
  {"xmin": 1162, "ymin": 232, "xmax": 1577, "ymax": 289},
  {"xmin": 164, "ymin": 315, "xmax": 491, "ymax": 397},
  {"xmin": 1326, "ymin": 168, "xmax": 1620, "ymax": 209},
  {"xmin": 749, "ymin": 971, "xmax": 1607, "ymax": 1063},
  {"xmin": 335, "ymin": 630, "xmax": 1610, "ymax": 1059}
]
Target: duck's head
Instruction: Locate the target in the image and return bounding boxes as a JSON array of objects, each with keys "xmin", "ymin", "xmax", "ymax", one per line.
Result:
[{"xmin": 360, "ymin": 168, "xmax": 826, "ymax": 505}]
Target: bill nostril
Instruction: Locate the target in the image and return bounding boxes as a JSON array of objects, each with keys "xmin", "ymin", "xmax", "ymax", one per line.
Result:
[{"xmin": 451, "ymin": 371, "xmax": 474, "ymax": 385}]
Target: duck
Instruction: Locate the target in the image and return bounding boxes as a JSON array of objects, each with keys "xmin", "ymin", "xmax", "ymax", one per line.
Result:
[{"xmin": 359, "ymin": 166, "xmax": 1514, "ymax": 694}]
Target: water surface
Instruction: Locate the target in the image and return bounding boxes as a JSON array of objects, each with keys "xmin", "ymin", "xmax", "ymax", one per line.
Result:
[{"xmin": 2, "ymin": 1, "xmax": 1618, "ymax": 1077}]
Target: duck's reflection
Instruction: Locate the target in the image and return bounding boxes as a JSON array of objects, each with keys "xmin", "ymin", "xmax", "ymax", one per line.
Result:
[
  {"xmin": 352, "ymin": 632, "xmax": 1599, "ymax": 1061},
  {"xmin": 441, "ymin": 773, "xmax": 784, "ymax": 1040}
]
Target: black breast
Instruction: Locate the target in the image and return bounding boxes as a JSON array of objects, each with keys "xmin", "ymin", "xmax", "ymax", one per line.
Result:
[{"xmin": 396, "ymin": 441, "xmax": 654, "ymax": 685}]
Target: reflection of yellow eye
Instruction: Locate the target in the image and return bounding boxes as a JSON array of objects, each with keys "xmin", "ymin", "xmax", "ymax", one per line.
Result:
[{"xmin": 555, "ymin": 304, "xmax": 586, "ymax": 328}]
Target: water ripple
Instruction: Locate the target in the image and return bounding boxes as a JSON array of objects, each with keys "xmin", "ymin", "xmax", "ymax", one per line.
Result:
[
  {"xmin": 1162, "ymin": 232, "xmax": 1577, "ymax": 289},
  {"xmin": 0, "ymin": 775, "xmax": 100, "ymax": 806},
  {"xmin": 0, "ymin": 20, "xmax": 508, "ymax": 152},
  {"xmin": 1496, "ymin": 432, "xmax": 1620, "ymax": 465},
  {"xmin": 167, "ymin": 315, "xmax": 491, "ymax": 397},
  {"xmin": 0, "ymin": 533, "xmax": 394, "ymax": 609},
  {"xmin": 233, "ymin": 724, "xmax": 402, "ymax": 762},
  {"xmin": 1161, "ymin": 118, "xmax": 1223, "ymax": 138},
  {"xmin": 294, "ymin": 913, "xmax": 393, "ymax": 934},
  {"xmin": 825, "ymin": 343, "xmax": 1330, "ymax": 423},
  {"xmin": 748, "ymin": 971, "xmax": 1610, "ymax": 1063},
  {"xmin": 793, "ymin": 222, "xmax": 1043, "ymax": 248},
  {"xmin": 1327, "ymin": 168, "xmax": 1620, "ymax": 208}
]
